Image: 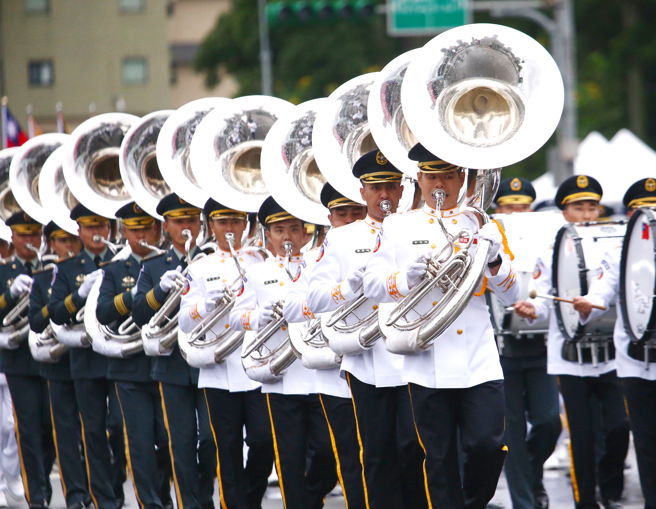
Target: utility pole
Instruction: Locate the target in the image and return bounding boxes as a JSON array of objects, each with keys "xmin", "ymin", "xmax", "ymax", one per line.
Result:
[{"xmin": 258, "ymin": 0, "xmax": 273, "ymax": 96}]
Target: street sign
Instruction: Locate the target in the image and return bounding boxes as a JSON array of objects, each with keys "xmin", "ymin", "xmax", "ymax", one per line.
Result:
[{"xmin": 387, "ymin": 0, "xmax": 470, "ymax": 36}]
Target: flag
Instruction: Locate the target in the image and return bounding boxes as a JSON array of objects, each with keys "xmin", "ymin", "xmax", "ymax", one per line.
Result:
[
  {"xmin": 26, "ymin": 106, "xmax": 42, "ymax": 139},
  {"xmin": 643, "ymin": 222, "xmax": 650, "ymax": 240},
  {"xmin": 56, "ymin": 102, "xmax": 67, "ymax": 134},
  {"xmin": 1, "ymin": 99, "xmax": 29, "ymax": 149}
]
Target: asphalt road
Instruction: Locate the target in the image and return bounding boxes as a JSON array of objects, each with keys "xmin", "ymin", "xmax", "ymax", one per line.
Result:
[{"xmin": 5, "ymin": 437, "xmax": 646, "ymax": 509}]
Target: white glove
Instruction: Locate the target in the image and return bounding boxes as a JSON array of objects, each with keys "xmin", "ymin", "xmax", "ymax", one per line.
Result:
[
  {"xmin": 478, "ymin": 222, "xmax": 503, "ymax": 264},
  {"xmin": 406, "ymin": 254, "xmax": 429, "ymax": 289},
  {"xmin": 253, "ymin": 301, "xmax": 276, "ymax": 329},
  {"xmin": 131, "ymin": 285, "xmax": 138, "ymax": 297},
  {"xmin": 78, "ymin": 270, "xmax": 103, "ymax": 299},
  {"xmin": 204, "ymin": 287, "xmax": 226, "ymax": 313},
  {"xmin": 159, "ymin": 266, "xmax": 183, "ymax": 293},
  {"xmin": 346, "ymin": 266, "xmax": 366, "ymax": 293},
  {"xmin": 9, "ymin": 274, "xmax": 33, "ymax": 298}
]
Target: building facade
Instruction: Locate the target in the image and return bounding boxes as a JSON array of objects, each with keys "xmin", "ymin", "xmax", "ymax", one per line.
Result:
[{"xmin": 0, "ymin": 0, "xmax": 235, "ymax": 133}]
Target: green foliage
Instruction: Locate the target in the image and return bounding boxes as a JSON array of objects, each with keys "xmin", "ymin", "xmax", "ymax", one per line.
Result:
[{"xmin": 195, "ymin": 0, "xmax": 405, "ymax": 102}]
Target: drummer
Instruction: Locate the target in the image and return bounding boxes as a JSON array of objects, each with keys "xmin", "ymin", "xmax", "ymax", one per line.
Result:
[
  {"xmin": 493, "ymin": 178, "xmax": 562, "ymax": 509},
  {"xmin": 572, "ymin": 178, "xmax": 656, "ymax": 509},
  {"xmin": 514, "ymin": 175, "xmax": 629, "ymax": 509}
]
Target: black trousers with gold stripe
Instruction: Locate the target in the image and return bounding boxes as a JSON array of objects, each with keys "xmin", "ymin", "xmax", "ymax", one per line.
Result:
[
  {"xmin": 407, "ymin": 380, "xmax": 506, "ymax": 509},
  {"xmin": 74, "ymin": 378, "xmax": 126, "ymax": 509},
  {"xmin": 158, "ymin": 382, "xmax": 216, "ymax": 509},
  {"xmin": 204, "ymin": 387, "xmax": 273, "ymax": 509},
  {"xmin": 346, "ymin": 374, "xmax": 427, "ymax": 509},
  {"xmin": 318, "ymin": 394, "xmax": 367, "ymax": 509},
  {"xmin": 266, "ymin": 393, "xmax": 337, "ymax": 509},
  {"xmin": 115, "ymin": 381, "xmax": 172, "ymax": 509},
  {"xmin": 6, "ymin": 374, "xmax": 55, "ymax": 508},
  {"xmin": 558, "ymin": 372, "xmax": 630, "ymax": 508},
  {"xmin": 622, "ymin": 377, "xmax": 656, "ymax": 509},
  {"xmin": 47, "ymin": 379, "xmax": 88, "ymax": 508}
]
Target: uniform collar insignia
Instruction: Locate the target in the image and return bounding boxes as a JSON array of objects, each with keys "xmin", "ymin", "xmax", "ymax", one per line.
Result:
[{"xmin": 364, "ymin": 215, "xmax": 382, "ymax": 229}]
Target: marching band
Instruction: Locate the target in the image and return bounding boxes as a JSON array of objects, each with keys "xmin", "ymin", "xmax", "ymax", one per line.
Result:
[{"xmin": 0, "ymin": 21, "xmax": 655, "ymax": 509}]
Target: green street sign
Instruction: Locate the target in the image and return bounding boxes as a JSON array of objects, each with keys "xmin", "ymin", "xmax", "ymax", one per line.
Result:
[{"xmin": 387, "ymin": 0, "xmax": 470, "ymax": 36}]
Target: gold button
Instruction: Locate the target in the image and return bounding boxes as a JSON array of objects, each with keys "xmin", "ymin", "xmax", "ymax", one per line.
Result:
[
  {"xmin": 222, "ymin": 279, "xmax": 226, "ymax": 283},
  {"xmin": 279, "ymin": 263, "xmax": 283, "ymax": 268},
  {"xmin": 220, "ymin": 259, "xmax": 225, "ymax": 263},
  {"xmin": 279, "ymin": 282, "xmax": 284, "ymax": 286},
  {"xmin": 457, "ymin": 329, "xmax": 463, "ymax": 335},
  {"xmin": 373, "ymin": 305, "xmax": 378, "ymax": 310},
  {"xmin": 429, "ymin": 218, "xmax": 434, "ymax": 224},
  {"xmin": 371, "ymin": 229, "xmax": 375, "ymax": 234},
  {"xmin": 224, "ymin": 324, "xmax": 229, "ymax": 329},
  {"xmin": 452, "ymin": 219, "xmax": 457, "ymax": 224},
  {"xmin": 282, "ymin": 326, "xmax": 287, "ymax": 331},
  {"xmin": 431, "ymin": 244, "xmax": 436, "ymax": 249},
  {"xmin": 432, "ymin": 301, "xmax": 437, "ymax": 307}
]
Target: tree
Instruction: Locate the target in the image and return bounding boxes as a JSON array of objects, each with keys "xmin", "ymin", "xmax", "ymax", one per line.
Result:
[{"xmin": 194, "ymin": 0, "xmax": 411, "ymax": 103}]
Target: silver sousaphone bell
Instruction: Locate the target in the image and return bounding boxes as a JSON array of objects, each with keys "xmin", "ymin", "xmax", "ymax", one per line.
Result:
[
  {"xmin": 191, "ymin": 95, "xmax": 294, "ymax": 213},
  {"xmin": 0, "ymin": 148, "xmax": 21, "ymax": 221},
  {"xmin": 120, "ymin": 110, "xmax": 175, "ymax": 220},
  {"xmin": 63, "ymin": 112, "xmax": 140, "ymax": 218},
  {"xmin": 10, "ymin": 133, "xmax": 71, "ymax": 225},
  {"xmin": 157, "ymin": 97, "xmax": 230, "ymax": 208},
  {"xmin": 401, "ymin": 23, "xmax": 564, "ymax": 171}
]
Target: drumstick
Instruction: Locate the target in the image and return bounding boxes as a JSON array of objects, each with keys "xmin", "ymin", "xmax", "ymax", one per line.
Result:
[{"xmin": 528, "ymin": 289, "xmax": 607, "ymax": 310}]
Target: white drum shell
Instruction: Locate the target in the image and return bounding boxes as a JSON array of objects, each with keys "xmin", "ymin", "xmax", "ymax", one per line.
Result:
[
  {"xmin": 620, "ymin": 208, "xmax": 656, "ymax": 342},
  {"xmin": 553, "ymin": 221, "xmax": 626, "ymax": 341}
]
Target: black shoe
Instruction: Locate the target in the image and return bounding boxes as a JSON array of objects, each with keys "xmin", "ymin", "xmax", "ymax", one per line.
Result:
[
  {"xmin": 534, "ymin": 487, "xmax": 549, "ymax": 509},
  {"xmin": 162, "ymin": 503, "xmax": 174, "ymax": 509},
  {"xmin": 601, "ymin": 499, "xmax": 623, "ymax": 509}
]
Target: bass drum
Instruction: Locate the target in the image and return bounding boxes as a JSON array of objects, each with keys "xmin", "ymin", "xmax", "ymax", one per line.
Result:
[
  {"xmin": 553, "ymin": 221, "xmax": 626, "ymax": 341},
  {"xmin": 486, "ymin": 211, "xmax": 565, "ymax": 337},
  {"xmin": 620, "ymin": 207, "xmax": 656, "ymax": 342}
]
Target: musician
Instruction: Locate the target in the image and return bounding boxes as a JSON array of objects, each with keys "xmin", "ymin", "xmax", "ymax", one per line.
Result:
[
  {"xmin": 0, "ymin": 212, "xmax": 55, "ymax": 509},
  {"xmin": 514, "ymin": 175, "xmax": 630, "ymax": 509},
  {"xmin": 282, "ymin": 183, "xmax": 368, "ymax": 508},
  {"xmin": 29, "ymin": 221, "xmax": 88, "ymax": 509},
  {"xmin": 94, "ymin": 202, "xmax": 173, "ymax": 509},
  {"xmin": 48, "ymin": 204, "xmax": 126, "ymax": 509},
  {"xmin": 229, "ymin": 196, "xmax": 337, "ymax": 509},
  {"xmin": 307, "ymin": 151, "xmax": 427, "ymax": 509},
  {"xmin": 493, "ymin": 178, "xmax": 562, "ymax": 509},
  {"xmin": 178, "ymin": 197, "xmax": 272, "ymax": 509},
  {"xmin": 132, "ymin": 193, "xmax": 216, "ymax": 509},
  {"xmin": 572, "ymin": 178, "xmax": 656, "ymax": 509},
  {"xmin": 362, "ymin": 144, "xmax": 518, "ymax": 508},
  {"xmin": 283, "ymin": 183, "xmax": 367, "ymax": 509}
]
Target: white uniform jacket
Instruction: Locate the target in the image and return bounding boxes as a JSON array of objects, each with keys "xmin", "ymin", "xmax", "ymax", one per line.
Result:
[
  {"xmin": 580, "ymin": 246, "xmax": 656, "ymax": 381},
  {"xmin": 363, "ymin": 205, "xmax": 519, "ymax": 389},
  {"xmin": 283, "ymin": 254, "xmax": 350, "ymax": 399},
  {"xmin": 307, "ymin": 215, "xmax": 403, "ymax": 388},
  {"xmin": 179, "ymin": 247, "xmax": 264, "ymax": 392},
  {"xmin": 529, "ymin": 245, "xmax": 616, "ymax": 377},
  {"xmin": 229, "ymin": 254, "xmax": 316, "ymax": 395}
]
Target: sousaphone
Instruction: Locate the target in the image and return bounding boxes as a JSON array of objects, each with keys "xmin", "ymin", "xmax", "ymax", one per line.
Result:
[{"xmin": 378, "ymin": 23, "xmax": 564, "ymax": 353}]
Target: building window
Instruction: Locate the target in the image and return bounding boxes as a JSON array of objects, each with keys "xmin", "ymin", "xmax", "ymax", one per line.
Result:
[
  {"xmin": 122, "ymin": 58, "xmax": 148, "ymax": 85},
  {"xmin": 118, "ymin": 0, "xmax": 145, "ymax": 13},
  {"xmin": 24, "ymin": 0, "xmax": 49, "ymax": 14},
  {"xmin": 28, "ymin": 60, "xmax": 55, "ymax": 87}
]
